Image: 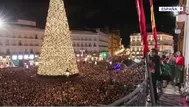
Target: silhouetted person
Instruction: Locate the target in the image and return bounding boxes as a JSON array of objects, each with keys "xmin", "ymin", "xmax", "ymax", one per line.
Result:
[{"xmin": 149, "ymin": 48, "xmax": 161, "ymax": 104}]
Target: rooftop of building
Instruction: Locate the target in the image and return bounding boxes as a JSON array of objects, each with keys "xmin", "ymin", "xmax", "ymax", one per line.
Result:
[
  {"xmin": 71, "ymin": 30, "xmax": 97, "ymax": 35},
  {"xmin": 9, "ymin": 24, "xmax": 44, "ymax": 31}
]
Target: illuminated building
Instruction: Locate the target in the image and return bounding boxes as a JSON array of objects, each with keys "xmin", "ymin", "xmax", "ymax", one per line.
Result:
[
  {"xmin": 108, "ymin": 30, "xmax": 122, "ymax": 56},
  {"xmin": 71, "ymin": 29, "xmax": 109, "ymax": 54},
  {"xmin": 130, "ymin": 32, "xmax": 174, "ymax": 58},
  {"xmin": 0, "ymin": 20, "xmax": 43, "ymax": 56},
  {"xmin": 0, "ymin": 20, "xmax": 43, "ymax": 67},
  {"xmin": 0, "ymin": 22, "xmax": 108, "ymax": 60}
]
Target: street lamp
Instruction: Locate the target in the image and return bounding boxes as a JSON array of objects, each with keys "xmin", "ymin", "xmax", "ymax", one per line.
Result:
[
  {"xmin": 65, "ymin": 68, "xmax": 70, "ymax": 77},
  {"xmin": 80, "ymin": 49, "xmax": 85, "ymax": 57}
]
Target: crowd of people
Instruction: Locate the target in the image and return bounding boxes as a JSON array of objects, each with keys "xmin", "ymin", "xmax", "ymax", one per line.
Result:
[
  {"xmin": 148, "ymin": 49, "xmax": 185, "ymax": 104},
  {"xmin": 0, "ymin": 58, "xmax": 145, "ymax": 106},
  {"xmin": 160, "ymin": 51, "xmax": 185, "ymax": 90}
]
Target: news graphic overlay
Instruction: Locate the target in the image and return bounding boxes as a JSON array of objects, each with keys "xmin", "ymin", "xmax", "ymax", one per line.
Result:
[{"xmin": 159, "ymin": 6, "xmax": 183, "ymax": 12}]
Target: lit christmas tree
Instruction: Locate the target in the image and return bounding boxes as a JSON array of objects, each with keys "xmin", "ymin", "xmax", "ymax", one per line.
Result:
[{"xmin": 37, "ymin": 0, "xmax": 79, "ymax": 76}]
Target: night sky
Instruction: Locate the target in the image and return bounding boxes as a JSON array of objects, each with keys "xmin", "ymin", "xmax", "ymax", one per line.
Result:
[{"xmin": 0, "ymin": 0, "xmax": 178, "ymax": 46}]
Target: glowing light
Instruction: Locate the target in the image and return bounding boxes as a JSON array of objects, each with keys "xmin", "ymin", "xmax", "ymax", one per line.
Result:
[
  {"xmin": 0, "ymin": 18, "xmax": 7, "ymax": 30},
  {"xmin": 173, "ymin": 11, "xmax": 179, "ymax": 16},
  {"xmin": 29, "ymin": 55, "xmax": 34, "ymax": 59},
  {"xmin": 18, "ymin": 55, "xmax": 23, "ymax": 60},
  {"xmin": 24, "ymin": 55, "xmax": 29, "ymax": 60},
  {"xmin": 0, "ymin": 20, "xmax": 3, "ymax": 28},
  {"xmin": 37, "ymin": 0, "xmax": 79, "ymax": 76},
  {"xmin": 12, "ymin": 55, "xmax": 17, "ymax": 60},
  {"xmin": 95, "ymin": 61, "xmax": 97, "ymax": 65},
  {"xmin": 84, "ymin": 58, "xmax": 87, "ymax": 61}
]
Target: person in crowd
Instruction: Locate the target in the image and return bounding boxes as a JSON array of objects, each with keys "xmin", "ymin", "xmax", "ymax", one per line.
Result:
[
  {"xmin": 167, "ymin": 53, "xmax": 176, "ymax": 83},
  {"xmin": 161, "ymin": 60, "xmax": 171, "ymax": 88},
  {"xmin": 149, "ymin": 48, "xmax": 161, "ymax": 104},
  {"xmin": 174, "ymin": 51, "xmax": 185, "ymax": 91}
]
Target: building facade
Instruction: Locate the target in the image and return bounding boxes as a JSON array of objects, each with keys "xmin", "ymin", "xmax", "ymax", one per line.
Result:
[
  {"xmin": 71, "ymin": 30, "xmax": 109, "ymax": 54},
  {"xmin": 0, "ymin": 20, "xmax": 43, "ymax": 57},
  {"xmin": 130, "ymin": 32, "xmax": 174, "ymax": 58},
  {"xmin": 108, "ymin": 30, "xmax": 122, "ymax": 56},
  {"xmin": 0, "ymin": 20, "xmax": 109, "ymax": 59}
]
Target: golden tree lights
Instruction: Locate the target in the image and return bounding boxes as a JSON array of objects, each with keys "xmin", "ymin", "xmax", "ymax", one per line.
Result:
[{"xmin": 37, "ymin": 0, "xmax": 79, "ymax": 76}]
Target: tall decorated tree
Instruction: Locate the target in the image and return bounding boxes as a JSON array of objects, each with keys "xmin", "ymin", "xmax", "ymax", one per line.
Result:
[{"xmin": 38, "ymin": 0, "xmax": 79, "ymax": 76}]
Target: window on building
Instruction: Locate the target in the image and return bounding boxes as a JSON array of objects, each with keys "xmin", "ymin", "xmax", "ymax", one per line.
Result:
[
  {"xmin": 81, "ymin": 43, "xmax": 83, "ymax": 47},
  {"xmin": 94, "ymin": 43, "xmax": 96, "ymax": 47},
  {"xmin": 73, "ymin": 43, "xmax": 75, "ymax": 46},
  {"xmin": 18, "ymin": 41, "xmax": 22, "ymax": 46},
  {"xmin": 36, "ymin": 52, "xmax": 40, "ymax": 54},
  {"xmin": 85, "ymin": 43, "xmax": 87, "ymax": 47},
  {"xmin": 25, "ymin": 49, "xmax": 28, "ymax": 54},
  {"xmin": 35, "ymin": 34, "xmax": 38, "ymax": 39},
  {"xmin": 77, "ymin": 43, "xmax": 80, "ymax": 47},
  {"xmin": 6, "ymin": 49, "xmax": 10, "ymax": 54},
  {"xmin": 30, "ymin": 43, "xmax": 33, "ymax": 46},
  {"xmin": 94, "ymin": 38, "xmax": 96, "ymax": 41},
  {"xmin": 89, "ymin": 43, "xmax": 91, "ymax": 47},
  {"xmin": 134, "ymin": 47, "xmax": 137, "ymax": 51},
  {"xmin": 130, "ymin": 48, "xmax": 133, "ymax": 51},
  {"xmin": 30, "ymin": 49, "xmax": 34, "ymax": 54}
]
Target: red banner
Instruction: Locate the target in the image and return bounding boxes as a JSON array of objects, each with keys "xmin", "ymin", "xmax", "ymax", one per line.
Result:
[
  {"xmin": 136, "ymin": 0, "xmax": 149, "ymax": 56},
  {"xmin": 149, "ymin": 0, "xmax": 158, "ymax": 49}
]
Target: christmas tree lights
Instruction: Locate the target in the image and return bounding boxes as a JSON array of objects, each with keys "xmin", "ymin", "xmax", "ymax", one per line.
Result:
[{"xmin": 37, "ymin": 0, "xmax": 79, "ymax": 76}]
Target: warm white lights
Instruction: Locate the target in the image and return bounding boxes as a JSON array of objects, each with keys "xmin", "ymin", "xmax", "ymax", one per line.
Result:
[
  {"xmin": 37, "ymin": 0, "xmax": 79, "ymax": 76},
  {"xmin": 0, "ymin": 19, "xmax": 4, "ymax": 28},
  {"xmin": 24, "ymin": 55, "xmax": 29, "ymax": 60},
  {"xmin": 12, "ymin": 55, "xmax": 17, "ymax": 60},
  {"xmin": 29, "ymin": 55, "xmax": 34, "ymax": 59},
  {"xmin": 18, "ymin": 55, "xmax": 23, "ymax": 60}
]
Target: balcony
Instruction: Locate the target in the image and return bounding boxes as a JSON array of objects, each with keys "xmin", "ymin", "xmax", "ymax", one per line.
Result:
[
  {"xmin": 35, "ymin": 44, "xmax": 39, "ymax": 46},
  {"xmin": 29, "ymin": 37, "xmax": 34, "ymax": 39}
]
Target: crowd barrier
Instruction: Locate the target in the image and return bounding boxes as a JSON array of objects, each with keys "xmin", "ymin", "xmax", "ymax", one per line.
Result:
[
  {"xmin": 108, "ymin": 62, "xmax": 148, "ymax": 106},
  {"xmin": 109, "ymin": 80, "xmax": 147, "ymax": 106}
]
